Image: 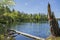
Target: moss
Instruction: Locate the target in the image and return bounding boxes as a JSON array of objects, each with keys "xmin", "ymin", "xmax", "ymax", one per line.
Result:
[
  {"xmin": 0, "ymin": 34, "xmax": 15, "ymax": 40},
  {"xmin": 46, "ymin": 35, "xmax": 60, "ymax": 40},
  {"xmin": 0, "ymin": 35, "xmax": 4, "ymax": 40}
]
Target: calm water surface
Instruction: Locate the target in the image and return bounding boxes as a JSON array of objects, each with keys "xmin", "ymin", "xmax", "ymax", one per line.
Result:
[{"xmin": 11, "ymin": 22, "xmax": 54, "ymax": 40}]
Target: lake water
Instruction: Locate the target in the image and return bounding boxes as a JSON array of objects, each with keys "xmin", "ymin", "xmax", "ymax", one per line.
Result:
[{"xmin": 11, "ymin": 21, "xmax": 60, "ymax": 40}]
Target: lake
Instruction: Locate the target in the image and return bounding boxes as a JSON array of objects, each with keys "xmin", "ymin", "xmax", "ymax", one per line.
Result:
[{"xmin": 11, "ymin": 21, "xmax": 60, "ymax": 40}]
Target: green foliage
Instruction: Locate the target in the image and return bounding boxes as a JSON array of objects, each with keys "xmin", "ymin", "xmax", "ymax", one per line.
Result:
[
  {"xmin": 0, "ymin": 6, "xmax": 5, "ymax": 15},
  {"xmin": 0, "ymin": 5, "xmax": 48, "ymax": 23},
  {"xmin": 0, "ymin": 0, "xmax": 15, "ymax": 7}
]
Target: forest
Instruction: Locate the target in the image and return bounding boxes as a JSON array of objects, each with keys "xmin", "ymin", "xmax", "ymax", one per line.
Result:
[{"xmin": 0, "ymin": 6, "xmax": 48, "ymax": 23}]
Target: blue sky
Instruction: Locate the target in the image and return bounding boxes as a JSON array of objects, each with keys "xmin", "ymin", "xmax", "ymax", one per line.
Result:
[{"xmin": 13, "ymin": 0, "xmax": 60, "ymax": 18}]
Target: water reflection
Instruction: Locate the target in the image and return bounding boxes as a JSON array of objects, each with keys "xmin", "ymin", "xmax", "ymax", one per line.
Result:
[
  {"xmin": 0, "ymin": 21, "xmax": 51, "ymax": 40},
  {"xmin": 11, "ymin": 22, "xmax": 51, "ymax": 40}
]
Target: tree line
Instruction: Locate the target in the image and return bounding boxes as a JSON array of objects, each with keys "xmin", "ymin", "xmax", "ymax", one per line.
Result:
[{"xmin": 0, "ymin": 6, "xmax": 48, "ymax": 23}]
